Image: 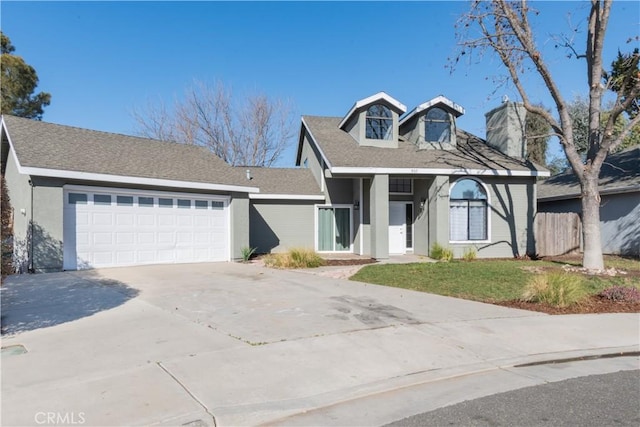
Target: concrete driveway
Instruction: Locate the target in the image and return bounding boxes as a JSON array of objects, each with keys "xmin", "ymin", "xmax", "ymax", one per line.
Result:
[{"xmin": 2, "ymin": 262, "xmax": 639, "ymax": 426}]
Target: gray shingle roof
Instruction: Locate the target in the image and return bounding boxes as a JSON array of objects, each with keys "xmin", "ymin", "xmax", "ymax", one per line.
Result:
[
  {"xmin": 241, "ymin": 167, "xmax": 322, "ymax": 195},
  {"xmin": 302, "ymin": 116, "xmax": 546, "ymax": 173},
  {"xmin": 2, "ymin": 115, "xmax": 254, "ymax": 189},
  {"xmin": 537, "ymin": 146, "xmax": 640, "ymax": 200}
]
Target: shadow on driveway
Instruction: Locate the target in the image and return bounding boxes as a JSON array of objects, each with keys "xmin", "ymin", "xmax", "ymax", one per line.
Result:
[{"xmin": 1, "ymin": 271, "xmax": 139, "ymax": 336}]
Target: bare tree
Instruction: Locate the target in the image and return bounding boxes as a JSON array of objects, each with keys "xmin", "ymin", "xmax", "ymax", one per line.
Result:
[
  {"xmin": 451, "ymin": 0, "xmax": 640, "ymax": 270},
  {"xmin": 132, "ymin": 80, "xmax": 296, "ymax": 167}
]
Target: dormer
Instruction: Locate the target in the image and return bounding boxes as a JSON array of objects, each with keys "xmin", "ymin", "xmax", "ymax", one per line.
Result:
[
  {"xmin": 339, "ymin": 92, "xmax": 407, "ymax": 148},
  {"xmin": 399, "ymin": 96, "xmax": 464, "ymax": 150}
]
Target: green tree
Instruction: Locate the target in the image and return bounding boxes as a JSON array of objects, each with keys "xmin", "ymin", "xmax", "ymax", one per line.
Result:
[
  {"xmin": 1, "ymin": 32, "xmax": 51, "ymax": 119},
  {"xmin": 452, "ymin": 1, "xmax": 640, "ymax": 270},
  {"xmin": 606, "ymin": 48, "xmax": 639, "ymax": 117}
]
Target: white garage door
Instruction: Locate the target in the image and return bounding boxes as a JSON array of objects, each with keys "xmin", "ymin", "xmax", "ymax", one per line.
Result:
[{"xmin": 63, "ymin": 187, "xmax": 230, "ymax": 270}]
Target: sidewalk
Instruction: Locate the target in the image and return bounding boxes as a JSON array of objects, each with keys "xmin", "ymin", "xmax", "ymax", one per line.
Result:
[{"xmin": 1, "ymin": 263, "xmax": 638, "ymax": 426}]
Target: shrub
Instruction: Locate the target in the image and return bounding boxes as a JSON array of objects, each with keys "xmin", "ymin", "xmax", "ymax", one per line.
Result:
[
  {"xmin": 598, "ymin": 286, "xmax": 640, "ymax": 303},
  {"xmin": 462, "ymin": 247, "xmax": 477, "ymax": 261},
  {"xmin": 521, "ymin": 272, "xmax": 587, "ymax": 307},
  {"xmin": 240, "ymin": 246, "xmax": 256, "ymax": 262},
  {"xmin": 430, "ymin": 243, "xmax": 453, "ymax": 261},
  {"xmin": 263, "ymin": 248, "xmax": 325, "ymax": 269}
]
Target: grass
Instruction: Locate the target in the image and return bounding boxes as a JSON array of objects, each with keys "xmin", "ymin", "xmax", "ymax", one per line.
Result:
[
  {"xmin": 350, "ymin": 257, "xmax": 640, "ymax": 305},
  {"xmin": 263, "ymin": 247, "xmax": 325, "ymax": 269},
  {"xmin": 521, "ymin": 272, "xmax": 587, "ymax": 307}
]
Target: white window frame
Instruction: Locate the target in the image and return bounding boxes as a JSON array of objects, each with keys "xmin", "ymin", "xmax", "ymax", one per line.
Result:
[
  {"xmin": 314, "ymin": 204, "xmax": 354, "ymax": 253},
  {"xmin": 448, "ymin": 177, "xmax": 491, "ymax": 244}
]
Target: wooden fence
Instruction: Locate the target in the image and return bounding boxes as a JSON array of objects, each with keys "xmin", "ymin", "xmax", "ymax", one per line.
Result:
[{"xmin": 535, "ymin": 212, "xmax": 582, "ymax": 257}]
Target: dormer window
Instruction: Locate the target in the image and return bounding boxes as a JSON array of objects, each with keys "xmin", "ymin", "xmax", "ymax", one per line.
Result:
[
  {"xmin": 425, "ymin": 107, "xmax": 451, "ymax": 143},
  {"xmin": 365, "ymin": 104, "xmax": 392, "ymax": 140}
]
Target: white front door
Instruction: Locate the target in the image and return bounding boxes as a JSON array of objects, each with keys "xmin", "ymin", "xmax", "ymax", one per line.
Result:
[{"xmin": 389, "ymin": 203, "xmax": 406, "ymax": 254}]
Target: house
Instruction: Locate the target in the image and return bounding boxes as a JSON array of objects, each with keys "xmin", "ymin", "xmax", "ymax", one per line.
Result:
[
  {"xmin": 537, "ymin": 146, "xmax": 640, "ymax": 257},
  {"xmin": 1, "ymin": 92, "xmax": 549, "ymax": 272}
]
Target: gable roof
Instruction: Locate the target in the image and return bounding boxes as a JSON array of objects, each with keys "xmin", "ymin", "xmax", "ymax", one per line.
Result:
[
  {"xmin": 1, "ymin": 115, "xmax": 259, "ymax": 193},
  {"xmin": 399, "ymin": 95, "xmax": 465, "ymax": 126},
  {"xmin": 302, "ymin": 115, "xmax": 547, "ymax": 176},
  {"xmin": 537, "ymin": 146, "xmax": 640, "ymax": 201},
  {"xmin": 338, "ymin": 92, "xmax": 407, "ymax": 130}
]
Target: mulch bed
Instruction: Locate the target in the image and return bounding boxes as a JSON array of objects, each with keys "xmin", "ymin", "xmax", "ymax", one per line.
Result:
[
  {"xmin": 495, "ymin": 296, "xmax": 640, "ymax": 315},
  {"xmin": 323, "ymin": 258, "xmax": 378, "ymax": 266}
]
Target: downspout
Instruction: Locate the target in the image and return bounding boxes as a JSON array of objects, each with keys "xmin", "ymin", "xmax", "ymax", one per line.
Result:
[{"xmin": 28, "ymin": 179, "xmax": 34, "ymax": 273}]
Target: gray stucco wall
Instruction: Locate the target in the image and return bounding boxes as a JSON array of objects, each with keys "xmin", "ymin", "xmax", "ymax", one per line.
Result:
[
  {"xmin": 538, "ymin": 192, "xmax": 639, "ymax": 257},
  {"xmin": 4, "ymin": 148, "xmax": 32, "ymax": 272},
  {"xmin": 412, "ymin": 178, "xmax": 430, "ymax": 256},
  {"xmin": 30, "ymin": 177, "xmax": 64, "ymax": 272},
  {"xmin": 249, "ymin": 200, "xmax": 316, "ymax": 254},
  {"xmin": 299, "ymin": 133, "xmax": 324, "ymax": 190},
  {"xmin": 369, "ymin": 174, "xmax": 389, "ymax": 259},
  {"xmin": 325, "ymin": 177, "xmax": 353, "ymax": 205},
  {"xmin": 230, "ymin": 192, "xmax": 250, "ymax": 260},
  {"xmin": 427, "ymin": 176, "xmax": 450, "ymax": 255},
  {"xmin": 449, "ymin": 176, "xmax": 535, "ymax": 258}
]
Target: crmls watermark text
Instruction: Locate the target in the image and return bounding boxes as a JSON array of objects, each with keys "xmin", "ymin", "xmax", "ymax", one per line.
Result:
[{"xmin": 34, "ymin": 412, "xmax": 86, "ymax": 425}]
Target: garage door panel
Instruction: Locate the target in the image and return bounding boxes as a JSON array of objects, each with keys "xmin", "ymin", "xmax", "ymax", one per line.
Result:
[{"xmin": 63, "ymin": 189, "xmax": 229, "ymax": 270}]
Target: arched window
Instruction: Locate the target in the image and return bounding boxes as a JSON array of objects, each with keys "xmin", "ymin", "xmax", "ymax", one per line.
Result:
[
  {"xmin": 425, "ymin": 107, "xmax": 451, "ymax": 143},
  {"xmin": 450, "ymin": 178, "xmax": 488, "ymax": 241},
  {"xmin": 365, "ymin": 104, "xmax": 392, "ymax": 140}
]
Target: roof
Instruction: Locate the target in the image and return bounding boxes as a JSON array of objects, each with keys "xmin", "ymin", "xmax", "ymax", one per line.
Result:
[
  {"xmin": 399, "ymin": 96, "xmax": 465, "ymax": 126},
  {"xmin": 338, "ymin": 92, "xmax": 407, "ymax": 129},
  {"xmin": 538, "ymin": 146, "xmax": 640, "ymax": 201},
  {"xmin": 302, "ymin": 115, "xmax": 547, "ymax": 175},
  {"xmin": 1, "ymin": 115, "xmax": 259, "ymax": 192},
  {"xmin": 240, "ymin": 167, "xmax": 322, "ymax": 198}
]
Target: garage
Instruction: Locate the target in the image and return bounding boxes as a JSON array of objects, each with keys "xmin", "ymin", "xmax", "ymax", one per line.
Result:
[{"xmin": 63, "ymin": 187, "xmax": 230, "ymax": 270}]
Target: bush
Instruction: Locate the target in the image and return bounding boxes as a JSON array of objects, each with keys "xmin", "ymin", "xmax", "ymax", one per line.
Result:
[
  {"xmin": 240, "ymin": 246, "xmax": 256, "ymax": 262},
  {"xmin": 521, "ymin": 272, "xmax": 587, "ymax": 307},
  {"xmin": 598, "ymin": 286, "xmax": 640, "ymax": 303},
  {"xmin": 263, "ymin": 248, "xmax": 325, "ymax": 269},
  {"xmin": 462, "ymin": 247, "xmax": 477, "ymax": 261},
  {"xmin": 430, "ymin": 243, "xmax": 453, "ymax": 261}
]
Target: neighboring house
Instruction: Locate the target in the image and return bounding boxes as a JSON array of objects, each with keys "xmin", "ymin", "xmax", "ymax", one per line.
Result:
[
  {"xmin": 1, "ymin": 92, "xmax": 548, "ymax": 272},
  {"xmin": 537, "ymin": 146, "xmax": 640, "ymax": 257}
]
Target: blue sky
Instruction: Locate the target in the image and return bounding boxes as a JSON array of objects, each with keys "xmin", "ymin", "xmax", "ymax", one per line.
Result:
[{"xmin": 2, "ymin": 1, "xmax": 639, "ymax": 166}]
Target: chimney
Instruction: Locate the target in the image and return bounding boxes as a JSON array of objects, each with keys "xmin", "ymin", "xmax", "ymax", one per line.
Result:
[{"xmin": 485, "ymin": 101, "xmax": 527, "ymax": 159}]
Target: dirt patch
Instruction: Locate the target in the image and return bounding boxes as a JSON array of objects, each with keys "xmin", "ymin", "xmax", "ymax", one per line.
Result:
[
  {"xmin": 323, "ymin": 258, "xmax": 377, "ymax": 266},
  {"xmin": 495, "ymin": 295, "xmax": 640, "ymax": 315}
]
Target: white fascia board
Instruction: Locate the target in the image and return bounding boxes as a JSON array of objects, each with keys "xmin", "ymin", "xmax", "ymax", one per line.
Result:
[
  {"xmin": 330, "ymin": 166, "xmax": 550, "ymax": 177},
  {"xmin": 338, "ymin": 92, "xmax": 408, "ymax": 129},
  {"xmin": 19, "ymin": 166, "xmax": 261, "ymax": 193},
  {"xmin": 301, "ymin": 116, "xmax": 333, "ymax": 169},
  {"xmin": 399, "ymin": 96, "xmax": 465, "ymax": 126},
  {"xmin": 249, "ymin": 194, "xmax": 325, "ymax": 200}
]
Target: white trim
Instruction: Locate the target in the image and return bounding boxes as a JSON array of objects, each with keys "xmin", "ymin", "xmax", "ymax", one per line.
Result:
[
  {"xmin": 19, "ymin": 166, "xmax": 260, "ymax": 193},
  {"xmin": 448, "ymin": 177, "xmax": 492, "ymax": 245},
  {"xmin": 330, "ymin": 166, "xmax": 550, "ymax": 177},
  {"xmin": 339, "ymin": 92, "xmax": 407, "ymax": 129},
  {"xmin": 359, "ymin": 178, "xmax": 364, "ymax": 255},
  {"xmin": 314, "ymin": 204, "xmax": 354, "ymax": 253},
  {"xmin": 399, "ymin": 96, "xmax": 465, "ymax": 126},
  {"xmin": 249, "ymin": 193, "xmax": 325, "ymax": 200},
  {"xmin": 301, "ymin": 117, "xmax": 333, "ymax": 171}
]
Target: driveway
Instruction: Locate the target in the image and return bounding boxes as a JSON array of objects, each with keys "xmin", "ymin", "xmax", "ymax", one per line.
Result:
[{"xmin": 2, "ymin": 262, "xmax": 639, "ymax": 426}]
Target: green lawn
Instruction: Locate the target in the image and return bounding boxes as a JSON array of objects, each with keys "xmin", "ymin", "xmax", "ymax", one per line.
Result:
[{"xmin": 349, "ymin": 257, "xmax": 640, "ymax": 303}]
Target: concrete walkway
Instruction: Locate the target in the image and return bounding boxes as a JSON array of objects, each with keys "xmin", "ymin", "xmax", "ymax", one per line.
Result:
[{"xmin": 1, "ymin": 262, "xmax": 638, "ymax": 426}]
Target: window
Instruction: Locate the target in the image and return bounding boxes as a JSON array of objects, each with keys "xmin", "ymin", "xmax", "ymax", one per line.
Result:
[
  {"xmin": 450, "ymin": 179, "xmax": 488, "ymax": 241},
  {"xmin": 117, "ymin": 196, "xmax": 134, "ymax": 206},
  {"xmin": 212, "ymin": 201, "xmax": 224, "ymax": 210},
  {"xmin": 68, "ymin": 193, "xmax": 87, "ymax": 205},
  {"xmin": 406, "ymin": 204, "xmax": 413, "ymax": 249},
  {"xmin": 317, "ymin": 207, "xmax": 351, "ymax": 252},
  {"xmin": 365, "ymin": 104, "xmax": 393, "ymax": 140},
  {"xmin": 94, "ymin": 194, "xmax": 112, "ymax": 205},
  {"xmin": 389, "ymin": 178, "xmax": 412, "ymax": 194},
  {"xmin": 139, "ymin": 197, "xmax": 154, "ymax": 207},
  {"xmin": 195, "ymin": 200, "xmax": 208, "ymax": 209},
  {"xmin": 177, "ymin": 199, "xmax": 191, "ymax": 209},
  {"xmin": 159, "ymin": 198, "xmax": 173, "ymax": 208},
  {"xmin": 425, "ymin": 107, "xmax": 451, "ymax": 143}
]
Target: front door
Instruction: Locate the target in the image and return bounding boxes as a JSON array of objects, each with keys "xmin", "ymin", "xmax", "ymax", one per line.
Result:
[{"xmin": 389, "ymin": 203, "xmax": 406, "ymax": 254}]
